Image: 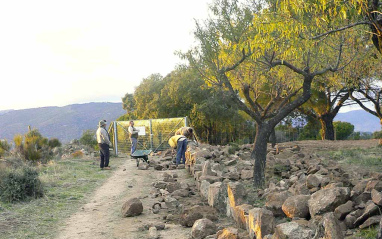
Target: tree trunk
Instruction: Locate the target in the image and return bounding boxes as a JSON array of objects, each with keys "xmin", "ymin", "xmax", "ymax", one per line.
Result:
[
  {"xmin": 319, "ymin": 114, "xmax": 335, "ymax": 140},
  {"xmin": 252, "ymin": 123, "xmax": 272, "ymax": 188},
  {"xmin": 379, "ymin": 119, "xmax": 382, "ymax": 145},
  {"xmin": 269, "ymin": 128, "xmax": 276, "ymax": 148}
]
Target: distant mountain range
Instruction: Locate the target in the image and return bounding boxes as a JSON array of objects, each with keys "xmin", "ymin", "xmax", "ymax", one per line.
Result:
[
  {"xmin": 0, "ymin": 104, "xmax": 379, "ymax": 144},
  {"xmin": 0, "ymin": 102, "xmax": 125, "ymax": 143},
  {"xmin": 335, "ymin": 109, "xmax": 380, "ymax": 132}
]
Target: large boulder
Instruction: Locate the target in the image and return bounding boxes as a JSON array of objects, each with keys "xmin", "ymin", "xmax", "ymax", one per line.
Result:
[
  {"xmin": 359, "ymin": 215, "xmax": 382, "ymax": 229},
  {"xmin": 191, "ymin": 218, "xmax": 217, "ymax": 239},
  {"xmin": 200, "ymin": 180, "xmax": 211, "ymax": 200},
  {"xmin": 351, "ymin": 179, "xmax": 369, "ymax": 197},
  {"xmin": 240, "ymin": 169, "xmax": 253, "ymax": 180},
  {"xmin": 231, "ymin": 204, "xmax": 253, "ymax": 229},
  {"xmin": 180, "ymin": 206, "xmax": 204, "ymax": 227},
  {"xmin": 354, "ymin": 200, "xmax": 380, "ymax": 226},
  {"xmin": 308, "ymin": 187, "xmax": 350, "ymax": 217},
  {"xmin": 202, "ymin": 160, "xmax": 217, "ymax": 177},
  {"xmin": 365, "ymin": 180, "xmax": 382, "ymax": 192},
  {"xmin": 306, "ymin": 174, "xmax": 322, "ymax": 189},
  {"xmin": 121, "ymin": 198, "xmax": 143, "ymax": 217},
  {"xmin": 371, "ymin": 189, "xmax": 382, "ymax": 206},
  {"xmin": 265, "ymin": 191, "xmax": 292, "ymax": 217},
  {"xmin": 216, "ymin": 227, "xmax": 239, "ymax": 239},
  {"xmin": 323, "ymin": 212, "xmax": 344, "ymax": 239},
  {"xmin": 227, "ymin": 182, "xmax": 247, "ymax": 216},
  {"xmin": 248, "ymin": 208, "xmax": 275, "ymax": 239},
  {"xmin": 195, "ymin": 149, "xmax": 213, "ymax": 159},
  {"xmin": 273, "ymin": 221, "xmax": 315, "ymax": 239},
  {"xmin": 282, "ymin": 195, "xmax": 310, "ymax": 219},
  {"xmin": 333, "ymin": 200, "xmax": 353, "ymax": 220},
  {"xmin": 166, "ymin": 182, "xmax": 182, "ymax": 193},
  {"xmin": 208, "ymin": 181, "xmax": 228, "ymax": 214}
]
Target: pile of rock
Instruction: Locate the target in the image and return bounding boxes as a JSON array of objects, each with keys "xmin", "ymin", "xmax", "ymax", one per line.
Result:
[
  {"xmin": 179, "ymin": 143, "xmax": 382, "ymax": 238},
  {"xmin": 60, "ymin": 140, "xmax": 96, "ymax": 159}
]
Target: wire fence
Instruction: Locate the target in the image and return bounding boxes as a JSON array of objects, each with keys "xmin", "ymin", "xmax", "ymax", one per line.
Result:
[{"xmin": 108, "ymin": 117, "xmax": 188, "ymax": 155}]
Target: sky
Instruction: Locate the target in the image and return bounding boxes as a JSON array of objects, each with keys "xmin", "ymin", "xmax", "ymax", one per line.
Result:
[{"xmin": 0, "ymin": 0, "xmax": 210, "ymax": 111}]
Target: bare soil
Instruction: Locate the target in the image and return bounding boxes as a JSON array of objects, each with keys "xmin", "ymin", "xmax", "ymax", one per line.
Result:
[{"xmin": 55, "ymin": 155, "xmax": 193, "ymax": 239}]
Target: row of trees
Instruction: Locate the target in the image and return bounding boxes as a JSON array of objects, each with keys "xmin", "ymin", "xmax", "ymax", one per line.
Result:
[
  {"xmin": 121, "ymin": 0, "xmax": 382, "ymax": 187},
  {"xmin": 119, "ymin": 68, "xmax": 255, "ymax": 145}
]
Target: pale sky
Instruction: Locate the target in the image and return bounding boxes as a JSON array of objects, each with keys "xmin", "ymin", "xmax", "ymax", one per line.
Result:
[{"xmin": 0, "ymin": 0, "xmax": 210, "ymax": 111}]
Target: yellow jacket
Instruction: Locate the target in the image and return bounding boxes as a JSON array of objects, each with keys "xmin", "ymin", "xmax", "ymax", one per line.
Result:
[{"xmin": 168, "ymin": 135, "xmax": 186, "ymax": 149}]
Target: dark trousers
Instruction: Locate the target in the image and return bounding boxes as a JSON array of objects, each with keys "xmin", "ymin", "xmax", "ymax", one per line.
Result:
[
  {"xmin": 176, "ymin": 139, "xmax": 187, "ymax": 165},
  {"xmin": 99, "ymin": 143, "xmax": 110, "ymax": 168}
]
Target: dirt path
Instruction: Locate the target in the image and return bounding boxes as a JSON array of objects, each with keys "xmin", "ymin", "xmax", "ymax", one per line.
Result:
[{"xmin": 56, "ymin": 156, "xmax": 191, "ymax": 239}]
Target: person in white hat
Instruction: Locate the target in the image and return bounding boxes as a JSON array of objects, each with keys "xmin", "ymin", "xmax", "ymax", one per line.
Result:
[{"xmin": 96, "ymin": 120, "xmax": 111, "ymax": 170}]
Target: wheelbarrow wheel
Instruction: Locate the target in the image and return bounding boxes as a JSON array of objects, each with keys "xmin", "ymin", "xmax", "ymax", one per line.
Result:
[{"xmin": 136, "ymin": 158, "xmax": 139, "ymax": 167}]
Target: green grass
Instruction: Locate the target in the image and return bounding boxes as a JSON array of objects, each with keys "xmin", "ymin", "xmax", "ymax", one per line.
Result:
[
  {"xmin": 319, "ymin": 147, "xmax": 382, "ymax": 172},
  {"xmin": 0, "ymin": 157, "xmax": 124, "ymax": 239},
  {"xmin": 355, "ymin": 226, "xmax": 379, "ymax": 239}
]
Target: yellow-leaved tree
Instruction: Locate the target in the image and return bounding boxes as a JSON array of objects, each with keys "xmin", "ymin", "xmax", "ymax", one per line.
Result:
[{"xmin": 184, "ymin": 0, "xmax": 370, "ymax": 187}]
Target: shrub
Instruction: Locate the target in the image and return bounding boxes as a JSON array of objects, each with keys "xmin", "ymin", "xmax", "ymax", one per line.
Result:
[
  {"xmin": 13, "ymin": 128, "xmax": 52, "ymax": 162},
  {"xmin": 48, "ymin": 138, "xmax": 62, "ymax": 148},
  {"xmin": 0, "ymin": 165, "xmax": 44, "ymax": 202},
  {"xmin": 334, "ymin": 121, "xmax": 354, "ymax": 140},
  {"xmin": 0, "ymin": 140, "xmax": 11, "ymax": 158},
  {"xmin": 372, "ymin": 130, "xmax": 382, "ymax": 139},
  {"xmin": 71, "ymin": 150, "xmax": 84, "ymax": 158},
  {"xmin": 79, "ymin": 130, "xmax": 98, "ymax": 149},
  {"xmin": 228, "ymin": 143, "xmax": 239, "ymax": 154}
]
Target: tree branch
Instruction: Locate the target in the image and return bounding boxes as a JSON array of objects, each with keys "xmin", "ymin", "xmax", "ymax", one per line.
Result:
[{"xmin": 311, "ymin": 21, "xmax": 372, "ymax": 40}]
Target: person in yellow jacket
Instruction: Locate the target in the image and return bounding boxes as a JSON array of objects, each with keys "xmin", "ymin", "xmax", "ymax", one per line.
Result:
[{"xmin": 168, "ymin": 135, "xmax": 187, "ymax": 166}]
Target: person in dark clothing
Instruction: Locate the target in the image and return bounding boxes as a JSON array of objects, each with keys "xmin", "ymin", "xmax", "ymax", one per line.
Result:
[{"xmin": 96, "ymin": 120, "xmax": 112, "ymax": 170}]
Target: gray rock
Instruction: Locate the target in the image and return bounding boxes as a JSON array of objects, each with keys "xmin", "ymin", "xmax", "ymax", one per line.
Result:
[
  {"xmin": 359, "ymin": 215, "xmax": 382, "ymax": 229},
  {"xmin": 265, "ymin": 191, "xmax": 292, "ymax": 217},
  {"xmin": 164, "ymin": 196, "xmax": 179, "ymax": 209},
  {"xmin": 308, "ymin": 187, "xmax": 350, "ymax": 217},
  {"xmin": 231, "ymin": 204, "xmax": 253, "ymax": 229},
  {"xmin": 282, "ymin": 195, "xmax": 310, "ymax": 219},
  {"xmin": 148, "ymin": 227, "xmax": 159, "ymax": 239},
  {"xmin": 152, "ymin": 181, "xmax": 167, "ymax": 189},
  {"xmin": 224, "ymin": 159, "xmax": 237, "ymax": 166},
  {"xmin": 306, "ymin": 174, "xmax": 322, "ymax": 189},
  {"xmin": 273, "ymin": 221, "xmax": 314, "ymax": 239},
  {"xmin": 353, "ymin": 192, "xmax": 371, "ymax": 205},
  {"xmin": 195, "ymin": 149, "xmax": 213, "ymax": 159},
  {"xmin": 227, "ymin": 182, "xmax": 247, "ymax": 215},
  {"xmin": 248, "ymin": 208, "xmax": 275, "ymax": 239},
  {"xmin": 354, "ymin": 200, "xmax": 380, "ymax": 226},
  {"xmin": 202, "ymin": 160, "xmax": 217, "ymax": 176},
  {"xmin": 208, "ymin": 181, "xmax": 228, "ymax": 214},
  {"xmin": 240, "ymin": 169, "xmax": 253, "ymax": 180},
  {"xmin": 216, "ymin": 227, "xmax": 239, "ymax": 239},
  {"xmin": 166, "ymin": 182, "xmax": 182, "ymax": 193},
  {"xmin": 180, "ymin": 206, "xmax": 204, "ymax": 227},
  {"xmin": 121, "ymin": 198, "xmax": 143, "ymax": 217},
  {"xmin": 191, "ymin": 218, "xmax": 217, "ymax": 239},
  {"xmin": 199, "ymin": 175, "xmax": 222, "ymax": 184},
  {"xmin": 334, "ymin": 200, "xmax": 353, "ymax": 220},
  {"xmin": 371, "ymin": 189, "xmax": 382, "ymax": 206},
  {"xmin": 200, "ymin": 180, "xmax": 211, "ymax": 200},
  {"xmin": 323, "ymin": 212, "xmax": 344, "ymax": 239},
  {"xmin": 365, "ymin": 180, "xmax": 382, "ymax": 192},
  {"xmin": 171, "ymin": 189, "xmax": 190, "ymax": 198}
]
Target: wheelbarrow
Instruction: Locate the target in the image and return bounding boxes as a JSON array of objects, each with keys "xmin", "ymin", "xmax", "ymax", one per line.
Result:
[{"xmin": 131, "ymin": 150, "xmax": 152, "ymax": 167}]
